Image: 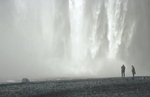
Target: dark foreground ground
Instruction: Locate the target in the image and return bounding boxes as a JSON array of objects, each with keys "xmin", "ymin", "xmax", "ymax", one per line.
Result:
[{"xmin": 0, "ymin": 76, "xmax": 150, "ymax": 97}]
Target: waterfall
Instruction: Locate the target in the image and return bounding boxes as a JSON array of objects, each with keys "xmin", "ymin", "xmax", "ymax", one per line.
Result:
[
  {"xmin": 89, "ymin": 0, "xmax": 101, "ymax": 59},
  {"xmin": 1, "ymin": 0, "xmax": 140, "ymax": 79},
  {"xmin": 69, "ymin": 0, "xmax": 86, "ymax": 60},
  {"xmin": 105, "ymin": 0, "xmax": 128, "ymax": 58}
]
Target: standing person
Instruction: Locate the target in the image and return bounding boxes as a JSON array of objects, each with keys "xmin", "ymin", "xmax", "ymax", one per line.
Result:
[
  {"xmin": 121, "ymin": 64, "xmax": 126, "ymax": 77},
  {"xmin": 132, "ymin": 65, "xmax": 136, "ymax": 77}
]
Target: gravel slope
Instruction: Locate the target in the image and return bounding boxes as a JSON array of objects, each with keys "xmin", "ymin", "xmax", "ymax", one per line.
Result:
[{"xmin": 0, "ymin": 77, "xmax": 150, "ymax": 97}]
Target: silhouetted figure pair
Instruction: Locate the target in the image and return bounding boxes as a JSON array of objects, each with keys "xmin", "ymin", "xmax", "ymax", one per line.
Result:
[
  {"xmin": 132, "ymin": 65, "xmax": 136, "ymax": 77},
  {"xmin": 121, "ymin": 64, "xmax": 126, "ymax": 77},
  {"xmin": 121, "ymin": 64, "xmax": 136, "ymax": 78}
]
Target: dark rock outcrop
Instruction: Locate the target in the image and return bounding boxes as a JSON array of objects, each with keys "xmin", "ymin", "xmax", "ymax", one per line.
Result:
[{"xmin": 22, "ymin": 78, "xmax": 30, "ymax": 83}]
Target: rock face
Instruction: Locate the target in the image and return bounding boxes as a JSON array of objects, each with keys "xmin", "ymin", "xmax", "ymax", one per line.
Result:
[{"xmin": 22, "ymin": 78, "xmax": 30, "ymax": 83}]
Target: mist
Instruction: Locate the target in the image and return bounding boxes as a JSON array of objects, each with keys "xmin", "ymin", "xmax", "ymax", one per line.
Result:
[{"xmin": 0, "ymin": 0, "xmax": 150, "ymax": 81}]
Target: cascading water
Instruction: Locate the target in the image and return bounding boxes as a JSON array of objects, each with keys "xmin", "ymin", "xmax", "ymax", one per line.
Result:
[
  {"xmin": 69, "ymin": 0, "xmax": 131, "ymax": 60},
  {"xmin": 105, "ymin": 0, "xmax": 129, "ymax": 59},
  {"xmin": 68, "ymin": 0, "xmax": 136, "ymax": 77},
  {"xmin": 89, "ymin": 0, "xmax": 101, "ymax": 59},
  {"xmin": 2, "ymin": 0, "xmax": 140, "ymax": 80},
  {"xmin": 69, "ymin": 0, "xmax": 86, "ymax": 60}
]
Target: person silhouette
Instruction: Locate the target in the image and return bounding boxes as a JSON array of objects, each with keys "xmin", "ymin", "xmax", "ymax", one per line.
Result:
[
  {"xmin": 121, "ymin": 64, "xmax": 126, "ymax": 77},
  {"xmin": 132, "ymin": 65, "xmax": 136, "ymax": 77}
]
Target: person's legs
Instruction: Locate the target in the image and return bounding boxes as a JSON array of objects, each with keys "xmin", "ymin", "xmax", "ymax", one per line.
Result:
[
  {"xmin": 132, "ymin": 72, "xmax": 134, "ymax": 77},
  {"xmin": 124, "ymin": 72, "xmax": 125, "ymax": 77},
  {"xmin": 123, "ymin": 72, "xmax": 124, "ymax": 77}
]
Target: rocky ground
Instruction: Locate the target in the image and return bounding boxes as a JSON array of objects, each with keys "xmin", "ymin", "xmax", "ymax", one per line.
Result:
[{"xmin": 0, "ymin": 76, "xmax": 150, "ymax": 97}]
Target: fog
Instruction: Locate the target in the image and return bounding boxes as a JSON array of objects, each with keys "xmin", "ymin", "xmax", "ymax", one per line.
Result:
[{"xmin": 0, "ymin": 0, "xmax": 150, "ymax": 81}]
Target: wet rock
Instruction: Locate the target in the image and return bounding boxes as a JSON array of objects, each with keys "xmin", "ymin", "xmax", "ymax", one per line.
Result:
[
  {"xmin": 22, "ymin": 78, "xmax": 30, "ymax": 83},
  {"xmin": 142, "ymin": 77, "xmax": 145, "ymax": 80}
]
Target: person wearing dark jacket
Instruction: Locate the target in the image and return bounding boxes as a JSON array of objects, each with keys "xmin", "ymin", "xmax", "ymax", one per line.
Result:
[
  {"xmin": 121, "ymin": 64, "xmax": 126, "ymax": 77},
  {"xmin": 132, "ymin": 65, "xmax": 136, "ymax": 77}
]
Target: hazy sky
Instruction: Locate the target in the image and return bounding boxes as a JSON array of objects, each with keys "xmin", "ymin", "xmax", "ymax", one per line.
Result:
[{"xmin": 0, "ymin": 0, "xmax": 150, "ymax": 81}]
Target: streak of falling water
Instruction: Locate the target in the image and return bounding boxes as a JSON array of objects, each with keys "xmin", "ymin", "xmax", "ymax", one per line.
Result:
[
  {"xmin": 69, "ymin": 0, "xmax": 85, "ymax": 60},
  {"xmin": 105, "ymin": 0, "xmax": 128, "ymax": 58},
  {"xmin": 89, "ymin": 0, "xmax": 101, "ymax": 59}
]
